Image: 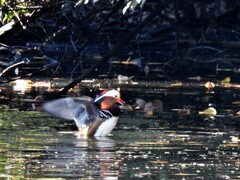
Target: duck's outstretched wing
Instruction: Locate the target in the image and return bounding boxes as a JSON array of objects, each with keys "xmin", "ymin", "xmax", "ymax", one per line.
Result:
[{"xmin": 42, "ymin": 97, "xmax": 99, "ymax": 127}]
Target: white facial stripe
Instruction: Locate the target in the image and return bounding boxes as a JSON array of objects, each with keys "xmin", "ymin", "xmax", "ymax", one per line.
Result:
[
  {"xmin": 103, "ymin": 90, "xmax": 120, "ymax": 98},
  {"xmin": 94, "ymin": 90, "xmax": 120, "ymax": 103}
]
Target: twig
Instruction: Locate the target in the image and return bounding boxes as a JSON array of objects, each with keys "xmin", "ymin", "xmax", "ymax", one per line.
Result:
[
  {"xmin": 55, "ymin": 3, "xmax": 164, "ymax": 97},
  {"xmin": 97, "ymin": 0, "xmax": 125, "ymax": 30},
  {"xmin": 0, "ymin": 58, "xmax": 30, "ymax": 77}
]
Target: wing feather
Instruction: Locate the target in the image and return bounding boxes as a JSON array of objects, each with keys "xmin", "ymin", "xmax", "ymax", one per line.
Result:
[{"xmin": 42, "ymin": 97, "xmax": 99, "ymax": 127}]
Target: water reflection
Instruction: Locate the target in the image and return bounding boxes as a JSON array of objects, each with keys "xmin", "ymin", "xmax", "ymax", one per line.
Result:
[{"xmin": 28, "ymin": 133, "xmax": 120, "ymax": 179}]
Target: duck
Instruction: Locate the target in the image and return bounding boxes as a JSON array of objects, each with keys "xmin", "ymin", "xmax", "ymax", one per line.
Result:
[
  {"xmin": 133, "ymin": 98, "xmax": 163, "ymax": 115},
  {"xmin": 42, "ymin": 89, "xmax": 125, "ymax": 137}
]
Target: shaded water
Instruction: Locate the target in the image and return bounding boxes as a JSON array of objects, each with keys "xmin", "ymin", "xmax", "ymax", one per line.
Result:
[{"xmin": 0, "ymin": 79, "xmax": 239, "ymax": 179}]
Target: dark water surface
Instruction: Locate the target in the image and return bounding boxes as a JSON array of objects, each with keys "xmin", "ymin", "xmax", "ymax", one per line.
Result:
[{"xmin": 0, "ymin": 79, "xmax": 240, "ymax": 179}]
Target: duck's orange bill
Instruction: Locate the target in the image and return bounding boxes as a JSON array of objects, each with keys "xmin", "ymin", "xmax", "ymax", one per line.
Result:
[{"xmin": 118, "ymin": 98, "xmax": 125, "ymax": 105}]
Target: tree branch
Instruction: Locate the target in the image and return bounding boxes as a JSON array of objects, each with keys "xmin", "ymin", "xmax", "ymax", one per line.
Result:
[{"xmin": 55, "ymin": 3, "xmax": 164, "ymax": 97}]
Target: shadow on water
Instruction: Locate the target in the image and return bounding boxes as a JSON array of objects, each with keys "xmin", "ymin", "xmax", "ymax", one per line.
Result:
[{"xmin": 0, "ymin": 79, "xmax": 239, "ymax": 179}]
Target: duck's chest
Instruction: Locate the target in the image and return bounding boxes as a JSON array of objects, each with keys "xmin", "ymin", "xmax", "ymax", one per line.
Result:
[{"xmin": 94, "ymin": 116, "xmax": 119, "ymax": 136}]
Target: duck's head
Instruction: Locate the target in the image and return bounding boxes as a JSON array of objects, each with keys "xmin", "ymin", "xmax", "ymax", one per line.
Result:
[{"xmin": 94, "ymin": 89, "xmax": 125, "ymax": 108}]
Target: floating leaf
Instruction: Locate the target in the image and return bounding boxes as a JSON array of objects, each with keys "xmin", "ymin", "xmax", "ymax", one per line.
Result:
[
  {"xmin": 204, "ymin": 81, "xmax": 215, "ymax": 89},
  {"xmin": 150, "ymin": 160, "xmax": 168, "ymax": 164},
  {"xmin": 221, "ymin": 76, "xmax": 231, "ymax": 87},
  {"xmin": 173, "ymin": 173, "xmax": 198, "ymax": 176},
  {"xmin": 171, "ymin": 82, "xmax": 183, "ymax": 86},
  {"xmin": 199, "ymin": 107, "xmax": 217, "ymax": 115},
  {"xmin": 223, "ymin": 143, "xmax": 240, "ymax": 147}
]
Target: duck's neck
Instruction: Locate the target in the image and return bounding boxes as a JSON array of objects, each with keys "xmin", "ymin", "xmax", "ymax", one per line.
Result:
[
  {"xmin": 95, "ymin": 97, "xmax": 121, "ymax": 117},
  {"xmin": 95, "ymin": 97, "xmax": 115, "ymax": 110}
]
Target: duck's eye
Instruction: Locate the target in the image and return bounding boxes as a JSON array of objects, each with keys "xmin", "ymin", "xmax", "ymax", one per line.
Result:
[{"xmin": 115, "ymin": 95, "xmax": 118, "ymax": 98}]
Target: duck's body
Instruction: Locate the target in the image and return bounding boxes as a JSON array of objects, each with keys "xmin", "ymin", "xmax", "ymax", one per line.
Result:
[
  {"xmin": 93, "ymin": 116, "xmax": 119, "ymax": 136},
  {"xmin": 42, "ymin": 89, "xmax": 124, "ymax": 137},
  {"xmin": 133, "ymin": 98, "xmax": 163, "ymax": 113}
]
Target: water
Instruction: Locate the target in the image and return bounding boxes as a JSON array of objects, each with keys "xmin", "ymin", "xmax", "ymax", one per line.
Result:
[
  {"xmin": 0, "ymin": 109, "xmax": 239, "ymax": 179},
  {"xmin": 0, "ymin": 79, "xmax": 239, "ymax": 179}
]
